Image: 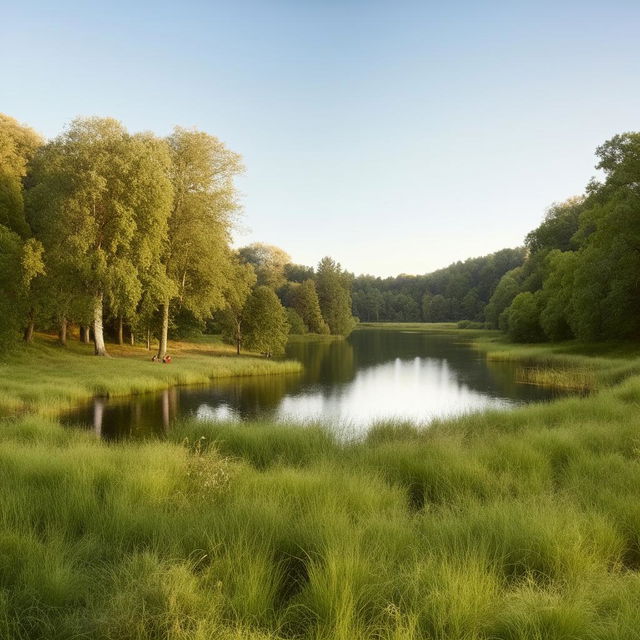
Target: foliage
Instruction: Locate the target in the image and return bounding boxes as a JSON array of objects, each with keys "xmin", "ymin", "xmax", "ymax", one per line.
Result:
[
  {"xmin": 505, "ymin": 292, "xmax": 544, "ymax": 343},
  {"xmin": 284, "ymin": 262, "xmax": 315, "ymax": 283},
  {"xmin": 316, "ymin": 257, "xmax": 356, "ymax": 336},
  {"xmin": 0, "ymin": 114, "xmax": 41, "ymax": 238},
  {"xmin": 158, "ymin": 127, "xmax": 243, "ymax": 356},
  {"xmin": 239, "ymin": 243, "xmax": 291, "ymax": 290},
  {"xmin": 293, "ymin": 279, "xmax": 329, "ymax": 334},
  {"xmin": 286, "ymin": 307, "xmax": 308, "ymax": 335},
  {"xmin": 244, "ymin": 286, "xmax": 290, "ymax": 356},
  {"xmin": 423, "ymin": 293, "xmax": 450, "ymax": 322},
  {"xmin": 501, "ymin": 132, "xmax": 640, "ymax": 343},
  {"xmin": 219, "ymin": 257, "xmax": 257, "ymax": 354}
]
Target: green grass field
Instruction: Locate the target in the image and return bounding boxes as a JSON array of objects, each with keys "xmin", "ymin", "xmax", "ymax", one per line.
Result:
[
  {"xmin": 3, "ymin": 327, "xmax": 640, "ymax": 638},
  {"xmin": 0, "ymin": 334, "xmax": 302, "ymax": 416}
]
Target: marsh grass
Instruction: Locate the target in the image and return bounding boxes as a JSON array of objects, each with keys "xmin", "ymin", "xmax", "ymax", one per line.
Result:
[
  {"xmin": 474, "ymin": 335, "xmax": 640, "ymax": 392},
  {"xmin": 3, "ymin": 374, "xmax": 640, "ymax": 638},
  {"xmin": 515, "ymin": 365, "xmax": 598, "ymax": 391},
  {"xmin": 0, "ymin": 334, "xmax": 301, "ymax": 415}
]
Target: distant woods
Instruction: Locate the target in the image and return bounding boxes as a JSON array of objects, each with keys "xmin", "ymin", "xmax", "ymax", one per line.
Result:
[
  {"xmin": 2, "ymin": 112, "xmax": 638, "ymax": 350},
  {"xmin": 357, "ymin": 132, "xmax": 640, "ymax": 343},
  {"xmin": 352, "ymin": 248, "xmax": 526, "ymax": 324}
]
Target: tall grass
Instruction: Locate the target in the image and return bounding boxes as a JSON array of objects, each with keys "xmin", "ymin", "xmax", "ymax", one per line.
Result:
[{"xmin": 3, "ymin": 374, "xmax": 640, "ymax": 638}]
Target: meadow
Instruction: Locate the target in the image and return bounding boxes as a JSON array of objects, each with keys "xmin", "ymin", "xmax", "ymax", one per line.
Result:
[
  {"xmin": 0, "ymin": 335, "xmax": 301, "ymax": 416},
  {"xmin": 2, "ymin": 329, "xmax": 640, "ymax": 638}
]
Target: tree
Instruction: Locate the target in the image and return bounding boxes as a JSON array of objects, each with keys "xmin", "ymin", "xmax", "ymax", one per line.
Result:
[
  {"xmin": 525, "ymin": 198, "xmax": 583, "ymax": 255},
  {"xmin": 505, "ymin": 292, "xmax": 544, "ymax": 342},
  {"xmin": 511, "ymin": 132, "xmax": 640, "ymax": 343},
  {"xmin": 219, "ymin": 258, "xmax": 256, "ymax": 354},
  {"xmin": 484, "ymin": 268, "xmax": 523, "ymax": 329},
  {"xmin": 294, "ymin": 279, "xmax": 329, "ymax": 334},
  {"xmin": 0, "ymin": 228, "xmax": 44, "ymax": 348},
  {"xmin": 284, "ymin": 262, "xmax": 314, "ymax": 283},
  {"xmin": 286, "ymin": 308, "xmax": 307, "ymax": 335},
  {"xmin": 27, "ymin": 118, "xmax": 173, "ymax": 355},
  {"xmin": 238, "ymin": 243, "xmax": 291, "ymax": 289},
  {"xmin": 243, "ymin": 286, "xmax": 290, "ymax": 356},
  {"xmin": 315, "ymin": 257, "xmax": 356, "ymax": 336},
  {"xmin": 0, "ymin": 114, "xmax": 42, "ymax": 238},
  {"xmin": 539, "ymin": 251, "xmax": 576, "ymax": 341},
  {"xmin": 158, "ymin": 127, "xmax": 243, "ymax": 358}
]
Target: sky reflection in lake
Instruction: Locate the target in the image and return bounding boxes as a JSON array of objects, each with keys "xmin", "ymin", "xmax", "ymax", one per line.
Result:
[{"xmin": 64, "ymin": 329, "xmax": 565, "ymax": 439}]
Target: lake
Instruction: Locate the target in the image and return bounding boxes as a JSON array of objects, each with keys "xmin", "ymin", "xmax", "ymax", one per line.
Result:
[{"xmin": 63, "ymin": 328, "xmax": 565, "ymax": 439}]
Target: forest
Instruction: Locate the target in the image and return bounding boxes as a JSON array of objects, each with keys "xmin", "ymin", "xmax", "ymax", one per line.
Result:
[
  {"xmin": 2, "ymin": 112, "xmax": 640, "ymax": 359},
  {"xmin": 0, "ymin": 114, "xmax": 356, "ymax": 357},
  {"xmin": 485, "ymin": 132, "xmax": 640, "ymax": 342},
  {"xmin": 355, "ymin": 132, "xmax": 640, "ymax": 342},
  {"xmin": 351, "ymin": 248, "xmax": 526, "ymax": 323}
]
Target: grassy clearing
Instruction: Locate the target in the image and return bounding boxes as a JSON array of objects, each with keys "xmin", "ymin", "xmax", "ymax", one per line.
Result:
[
  {"xmin": 0, "ymin": 334, "xmax": 301, "ymax": 416},
  {"xmin": 3, "ymin": 376, "xmax": 640, "ymax": 638}
]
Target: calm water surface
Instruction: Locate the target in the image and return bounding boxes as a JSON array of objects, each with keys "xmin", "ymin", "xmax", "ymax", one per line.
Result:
[{"xmin": 64, "ymin": 329, "xmax": 564, "ymax": 439}]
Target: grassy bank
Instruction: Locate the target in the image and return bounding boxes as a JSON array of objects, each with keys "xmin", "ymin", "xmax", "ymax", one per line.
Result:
[
  {"xmin": 3, "ymin": 375, "xmax": 640, "ymax": 638},
  {"xmin": 0, "ymin": 334, "xmax": 302, "ymax": 416},
  {"xmin": 474, "ymin": 336, "xmax": 640, "ymax": 392}
]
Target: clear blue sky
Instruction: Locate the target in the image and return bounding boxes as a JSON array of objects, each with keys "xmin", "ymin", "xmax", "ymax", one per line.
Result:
[{"xmin": 2, "ymin": 1, "xmax": 639, "ymax": 276}]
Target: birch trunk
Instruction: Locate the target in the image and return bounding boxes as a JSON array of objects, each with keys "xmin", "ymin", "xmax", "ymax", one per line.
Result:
[
  {"xmin": 58, "ymin": 317, "xmax": 67, "ymax": 346},
  {"xmin": 93, "ymin": 294, "xmax": 108, "ymax": 356},
  {"xmin": 157, "ymin": 300, "xmax": 169, "ymax": 359}
]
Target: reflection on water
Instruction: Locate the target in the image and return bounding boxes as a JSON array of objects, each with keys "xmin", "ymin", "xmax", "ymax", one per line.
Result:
[{"xmin": 63, "ymin": 329, "xmax": 567, "ymax": 439}]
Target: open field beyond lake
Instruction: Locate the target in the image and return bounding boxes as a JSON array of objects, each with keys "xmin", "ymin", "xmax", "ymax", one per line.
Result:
[{"xmin": 2, "ymin": 328, "xmax": 640, "ymax": 638}]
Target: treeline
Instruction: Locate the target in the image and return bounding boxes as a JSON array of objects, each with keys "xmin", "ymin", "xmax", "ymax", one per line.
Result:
[
  {"xmin": 486, "ymin": 132, "xmax": 640, "ymax": 342},
  {"xmin": 352, "ymin": 248, "xmax": 526, "ymax": 323},
  {"xmin": 0, "ymin": 114, "xmax": 356, "ymax": 357}
]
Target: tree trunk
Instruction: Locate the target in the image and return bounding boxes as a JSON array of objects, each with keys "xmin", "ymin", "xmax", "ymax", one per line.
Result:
[
  {"xmin": 146, "ymin": 328, "xmax": 151, "ymax": 351},
  {"xmin": 23, "ymin": 320, "xmax": 34, "ymax": 343},
  {"xmin": 117, "ymin": 316, "xmax": 124, "ymax": 345},
  {"xmin": 129, "ymin": 329, "xmax": 135, "ymax": 346},
  {"xmin": 157, "ymin": 300, "xmax": 169, "ymax": 359},
  {"xmin": 93, "ymin": 294, "xmax": 108, "ymax": 356},
  {"xmin": 80, "ymin": 325, "xmax": 91, "ymax": 343},
  {"xmin": 58, "ymin": 317, "xmax": 67, "ymax": 346}
]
